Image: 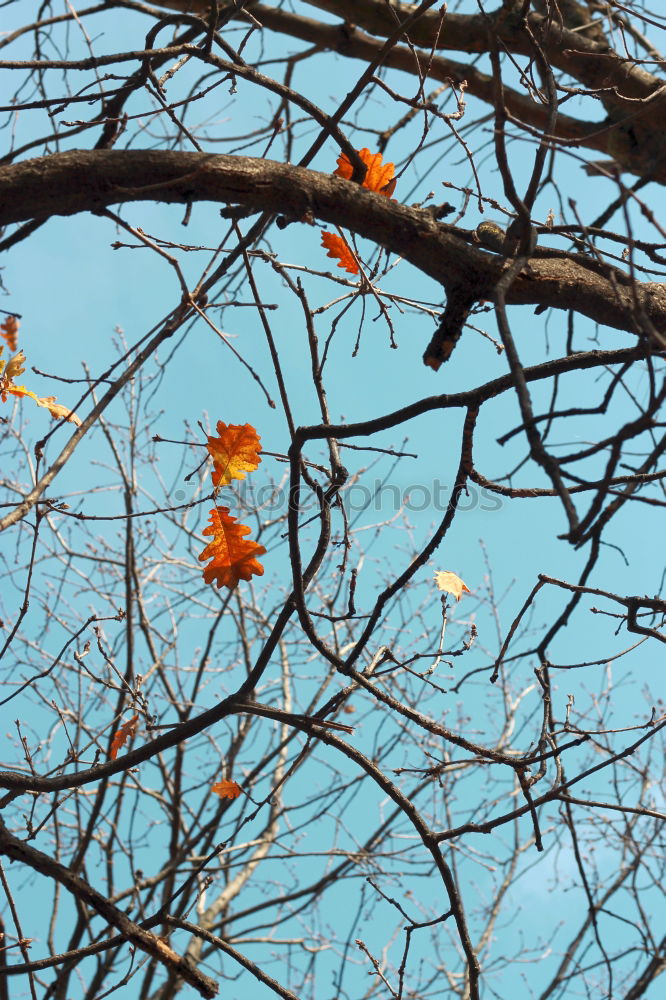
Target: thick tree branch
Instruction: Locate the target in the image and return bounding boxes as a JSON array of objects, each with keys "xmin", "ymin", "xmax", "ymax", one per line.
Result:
[
  {"xmin": 299, "ymin": 0, "xmax": 664, "ymax": 105},
  {"xmin": 154, "ymin": 1, "xmax": 604, "ymax": 152},
  {"xmin": 1, "ymin": 149, "xmax": 665, "ymax": 337},
  {"xmin": 622, "ymin": 934, "xmax": 666, "ymax": 1000},
  {"xmin": 154, "ymin": 0, "xmax": 666, "ymax": 179},
  {"xmin": 300, "ymin": 1, "xmax": 666, "ymax": 181}
]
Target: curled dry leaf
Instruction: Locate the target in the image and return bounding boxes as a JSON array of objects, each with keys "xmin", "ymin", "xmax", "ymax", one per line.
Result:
[
  {"xmin": 0, "ymin": 345, "xmax": 82, "ymax": 425},
  {"xmin": 5, "ymin": 350, "xmax": 26, "ymax": 380},
  {"xmin": 199, "ymin": 506, "xmax": 266, "ymax": 590},
  {"xmin": 109, "ymin": 713, "xmax": 139, "ymax": 760},
  {"xmin": 207, "ymin": 421, "xmax": 262, "ymax": 487},
  {"xmin": 334, "ymin": 147, "xmax": 397, "ymax": 198},
  {"xmin": 321, "ymin": 231, "xmax": 359, "ymax": 274},
  {"xmin": 37, "ymin": 396, "xmax": 83, "ymax": 426},
  {"xmin": 7, "ymin": 385, "xmax": 83, "ymax": 426},
  {"xmin": 0, "ymin": 315, "xmax": 19, "ymax": 351},
  {"xmin": 211, "ymin": 779, "xmax": 242, "ymax": 801},
  {"xmin": 434, "ymin": 570, "xmax": 471, "ymax": 602}
]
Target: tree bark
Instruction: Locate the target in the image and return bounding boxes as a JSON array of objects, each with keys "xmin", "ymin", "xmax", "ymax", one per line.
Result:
[{"xmin": 2, "ymin": 149, "xmax": 665, "ymax": 339}]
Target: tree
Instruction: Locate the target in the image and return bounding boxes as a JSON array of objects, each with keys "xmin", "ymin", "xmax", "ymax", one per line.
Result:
[{"xmin": 0, "ymin": 1, "xmax": 664, "ymax": 998}]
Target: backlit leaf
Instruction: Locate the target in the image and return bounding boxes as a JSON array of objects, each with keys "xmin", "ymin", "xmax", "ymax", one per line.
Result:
[
  {"xmin": 37, "ymin": 396, "xmax": 83, "ymax": 426},
  {"xmin": 334, "ymin": 147, "xmax": 397, "ymax": 197},
  {"xmin": 199, "ymin": 506, "xmax": 266, "ymax": 590},
  {"xmin": 207, "ymin": 422, "xmax": 262, "ymax": 487},
  {"xmin": 211, "ymin": 779, "xmax": 242, "ymax": 800},
  {"xmin": 321, "ymin": 232, "xmax": 358, "ymax": 274},
  {"xmin": 434, "ymin": 570, "xmax": 471, "ymax": 602},
  {"xmin": 5, "ymin": 350, "xmax": 26, "ymax": 380},
  {"xmin": 110, "ymin": 714, "xmax": 139, "ymax": 760},
  {"xmin": 5, "ymin": 383, "xmax": 82, "ymax": 426},
  {"xmin": 0, "ymin": 344, "xmax": 81, "ymax": 425},
  {"xmin": 320, "ymin": 148, "xmax": 397, "ymax": 273},
  {"xmin": 0, "ymin": 316, "xmax": 19, "ymax": 352}
]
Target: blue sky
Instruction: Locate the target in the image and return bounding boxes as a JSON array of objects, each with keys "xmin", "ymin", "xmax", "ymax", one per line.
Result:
[{"xmin": 1, "ymin": 3, "xmax": 664, "ymax": 998}]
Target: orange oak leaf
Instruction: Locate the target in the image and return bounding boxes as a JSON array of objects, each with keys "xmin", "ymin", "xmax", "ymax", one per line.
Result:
[
  {"xmin": 334, "ymin": 147, "xmax": 397, "ymax": 198},
  {"xmin": 109, "ymin": 713, "xmax": 139, "ymax": 760},
  {"xmin": 207, "ymin": 421, "xmax": 262, "ymax": 488},
  {"xmin": 321, "ymin": 231, "xmax": 359, "ymax": 274},
  {"xmin": 0, "ymin": 316, "xmax": 19, "ymax": 351},
  {"xmin": 211, "ymin": 779, "xmax": 242, "ymax": 800},
  {"xmin": 434, "ymin": 570, "xmax": 471, "ymax": 602},
  {"xmin": 199, "ymin": 506, "xmax": 266, "ymax": 589}
]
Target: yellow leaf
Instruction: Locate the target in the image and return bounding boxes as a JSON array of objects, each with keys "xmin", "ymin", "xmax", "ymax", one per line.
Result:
[
  {"xmin": 0, "ymin": 343, "xmax": 81, "ymax": 426},
  {"xmin": 207, "ymin": 421, "xmax": 262, "ymax": 487},
  {"xmin": 434, "ymin": 570, "xmax": 471, "ymax": 602},
  {"xmin": 5, "ymin": 384, "xmax": 82, "ymax": 426},
  {"xmin": 38, "ymin": 396, "xmax": 83, "ymax": 427},
  {"xmin": 5, "ymin": 350, "xmax": 26, "ymax": 380}
]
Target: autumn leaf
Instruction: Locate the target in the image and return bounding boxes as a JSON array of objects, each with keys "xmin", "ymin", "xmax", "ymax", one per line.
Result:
[
  {"xmin": 434, "ymin": 570, "xmax": 471, "ymax": 602},
  {"xmin": 320, "ymin": 148, "xmax": 397, "ymax": 273},
  {"xmin": 207, "ymin": 421, "xmax": 262, "ymax": 488},
  {"xmin": 211, "ymin": 779, "xmax": 242, "ymax": 800},
  {"xmin": 0, "ymin": 316, "xmax": 19, "ymax": 352},
  {"xmin": 6, "ymin": 384, "xmax": 83, "ymax": 426},
  {"xmin": 199, "ymin": 506, "xmax": 266, "ymax": 590},
  {"xmin": 37, "ymin": 396, "xmax": 83, "ymax": 426},
  {"xmin": 321, "ymin": 231, "xmax": 359, "ymax": 274},
  {"xmin": 0, "ymin": 345, "xmax": 82, "ymax": 425},
  {"xmin": 109, "ymin": 713, "xmax": 139, "ymax": 760},
  {"xmin": 4, "ymin": 350, "xmax": 26, "ymax": 380},
  {"xmin": 334, "ymin": 147, "xmax": 397, "ymax": 198}
]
